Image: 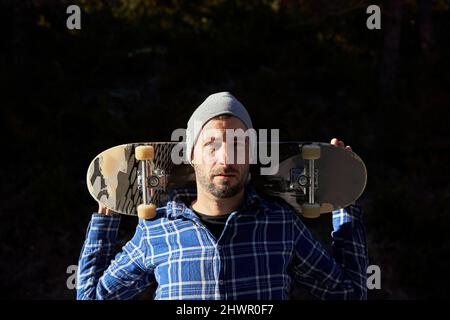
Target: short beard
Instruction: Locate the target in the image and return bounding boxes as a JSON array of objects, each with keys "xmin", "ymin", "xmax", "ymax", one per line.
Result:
[{"xmin": 194, "ymin": 165, "xmax": 247, "ymax": 199}]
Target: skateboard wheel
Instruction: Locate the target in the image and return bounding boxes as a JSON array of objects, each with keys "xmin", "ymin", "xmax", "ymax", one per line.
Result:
[
  {"xmin": 301, "ymin": 203, "xmax": 321, "ymax": 219},
  {"xmin": 137, "ymin": 203, "xmax": 157, "ymax": 219},
  {"xmin": 135, "ymin": 146, "xmax": 154, "ymax": 161},
  {"xmin": 302, "ymin": 144, "xmax": 321, "ymax": 160}
]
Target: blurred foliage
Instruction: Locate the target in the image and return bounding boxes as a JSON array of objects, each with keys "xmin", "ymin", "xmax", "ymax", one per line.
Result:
[{"xmin": 1, "ymin": 0, "xmax": 450, "ymax": 299}]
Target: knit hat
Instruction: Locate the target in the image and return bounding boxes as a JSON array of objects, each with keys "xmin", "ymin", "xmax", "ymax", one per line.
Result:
[{"xmin": 186, "ymin": 92, "xmax": 253, "ymax": 163}]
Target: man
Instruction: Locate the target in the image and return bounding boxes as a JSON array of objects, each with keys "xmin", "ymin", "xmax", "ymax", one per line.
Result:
[{"xmin": 77, "ymin": 92, "xmax": 368, "ymax": 300}]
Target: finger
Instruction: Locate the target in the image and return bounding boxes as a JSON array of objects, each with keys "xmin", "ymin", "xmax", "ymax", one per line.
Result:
[
  {"xmin": 337, "ymin": 140, "xmax": 345, "ymax": 148},
  {"xmin": 330, "ymin": 138, "xmax": 339, "ymax": 145},
  {"xmin": 98, "ymin": 203, "xmax": 113, "ymax": 215},
  {"xmin": 345, "ymin": 145, "xmax": 352, "ymax": 151},
  {"xmin": 105, "ymin": 208, "xmax": 117, "ymax": 216}
]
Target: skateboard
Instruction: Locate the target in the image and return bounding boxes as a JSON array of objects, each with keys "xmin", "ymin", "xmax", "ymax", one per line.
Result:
[{"xmin": 86, "ymin": 142, "xmax": 367, "ymax": 219}]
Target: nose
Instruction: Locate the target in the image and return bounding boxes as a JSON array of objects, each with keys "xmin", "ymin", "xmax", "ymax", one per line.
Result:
[{"xmin": 215, "ymin": 141, "xmax": 231, "ymax": 165}]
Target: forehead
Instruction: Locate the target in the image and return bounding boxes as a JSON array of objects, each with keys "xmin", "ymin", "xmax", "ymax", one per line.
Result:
[{"xmin": 202, "ymin": 116, "xmax": 247, "ymax": 131}]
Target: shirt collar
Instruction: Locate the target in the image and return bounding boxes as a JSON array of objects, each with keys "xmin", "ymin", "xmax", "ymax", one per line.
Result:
[{"xmin": 165, "ymin": 184, "xmax": 262, "ymax": 220}]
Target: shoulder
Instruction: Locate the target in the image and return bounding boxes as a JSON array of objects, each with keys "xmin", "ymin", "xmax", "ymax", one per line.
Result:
[
  {"xmin": 137, "ymin": 206, "xmax": 170, "ymax": 227},
  {"xmin": 257, "ymin": 193, "xmax": 298, "ymax": 219},
  {"xmin": 247, "ymin": 185, "xmax": 296, "ymax": 217}
]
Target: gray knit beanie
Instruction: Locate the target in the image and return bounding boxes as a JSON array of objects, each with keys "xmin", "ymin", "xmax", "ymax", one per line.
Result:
[{"xmin": 186, "ymin": 92, "xmax": 253, "ymax": 163}]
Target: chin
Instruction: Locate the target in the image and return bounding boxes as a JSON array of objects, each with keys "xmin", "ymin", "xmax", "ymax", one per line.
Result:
[{"xmin": 210, "ymin": 185, "xmax": 242, "ymax": 199}]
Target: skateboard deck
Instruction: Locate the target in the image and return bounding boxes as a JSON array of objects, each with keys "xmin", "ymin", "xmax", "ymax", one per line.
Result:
[{"xmin": 86, "ymin": 142, "xmax": 367, "ymax": 218}]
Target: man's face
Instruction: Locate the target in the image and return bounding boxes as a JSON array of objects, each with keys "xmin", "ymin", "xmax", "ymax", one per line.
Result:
[{"xmin": 192, "ymin": 116, "xmax": 250, "ymax": 199}]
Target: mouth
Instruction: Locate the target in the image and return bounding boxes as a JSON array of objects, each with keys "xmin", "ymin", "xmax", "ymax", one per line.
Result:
[{"xmin": 213, "ymin": 173, "xmax": 237, "ymax": 179}]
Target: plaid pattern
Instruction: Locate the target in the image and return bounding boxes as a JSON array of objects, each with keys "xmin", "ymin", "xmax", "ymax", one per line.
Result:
[{"xmin": 77, "ymin": 187, "xmax": 368, "ymax": 300}]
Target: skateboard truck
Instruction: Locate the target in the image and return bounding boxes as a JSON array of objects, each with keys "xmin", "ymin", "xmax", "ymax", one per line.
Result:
[
  {"xmin": 290, "ymin": 169, "xmax": 318, "ymax": 190},
  {"xmin": 135, "ymin": 146, "xmax": 158, "ymax": 219},
  {"xmin": 139, "ymin": 168, "xmax": 166, "ymax": 190},
  {"xmin": 300, "ymin": 144, "xmax": 321, "ymax": 218}
]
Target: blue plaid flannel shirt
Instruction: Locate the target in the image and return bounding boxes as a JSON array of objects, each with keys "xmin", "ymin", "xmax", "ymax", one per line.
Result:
[{"xmin": 77, "ymin": 186, "xmax": 368, "ymax": 300}]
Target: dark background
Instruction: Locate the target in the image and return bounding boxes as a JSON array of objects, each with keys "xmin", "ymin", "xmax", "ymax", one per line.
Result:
[{"xmin": 1, "ymin": 0, "xmax": 450, "ymax": 299}]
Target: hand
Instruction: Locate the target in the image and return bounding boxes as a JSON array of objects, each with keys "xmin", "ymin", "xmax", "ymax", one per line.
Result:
[
  {"xmin": 97, "ymin": 202, "xmax": 117, "ymax": 216},
  {"xmin": 330, "ymin": 138, "xmax": 357, "ymax": 208},
  {"xmin": 330, "ymin": 138, "xmax": 352, "ymax": 152}
]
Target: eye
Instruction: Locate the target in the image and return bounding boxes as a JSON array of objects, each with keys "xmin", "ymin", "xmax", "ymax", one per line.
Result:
[
  {"xmin": 204, "ymin": 137, "xmax": 221, "ymax": 152},
  {"xmin": 204, "ymin": 137, "xmax": 215, "ymax": 147}
]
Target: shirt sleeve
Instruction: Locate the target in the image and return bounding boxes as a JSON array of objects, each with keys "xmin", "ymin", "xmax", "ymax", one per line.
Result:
[
  {"xmin": 291, "ymin": 205, "xmax": 368, "ymax": 300},
  {"xmin": 76, "ymin": 214, "xmax": 155, "ymax": 300}
]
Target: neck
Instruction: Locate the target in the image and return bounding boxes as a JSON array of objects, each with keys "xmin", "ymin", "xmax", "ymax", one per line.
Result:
[{"xmin": 192, "ymin": 187, "xmax": 245, "ymax": 216}]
